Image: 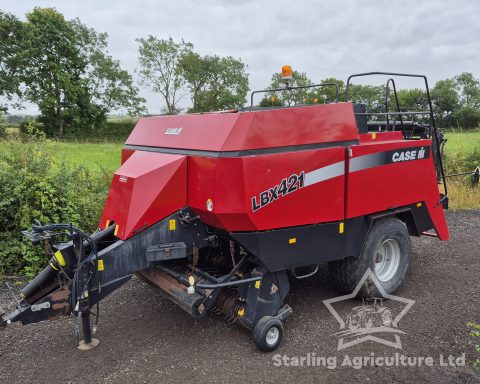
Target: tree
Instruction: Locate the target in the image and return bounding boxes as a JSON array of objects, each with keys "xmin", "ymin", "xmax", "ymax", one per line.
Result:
[
  {"xmin": 453, "ymin": 72, "xmax": 480, "ymax": 128},
  {"xmin": 22, "ymin": 8, "xmax": 85, "ymax": 137},
  {"xmin": 71, "ymin": 19, "xmax": 146, "ymax": 133},
  {"xmin": 455, "ymin": 72, "xmax": 480, "ymax": 108},
  {"xmin": 431, "ymin": 79, "xmax": 459, "ymax": 127},
  {"xmin": 258, "ymin": 96, "xmax": 284, "ymax": 108},
  {"xmin": 260, "ymin": 71, "xmax": 313, "ymax": 107},
  {"xmin": 21, "ymin": 8, "xmax": 145, "ymax": 137},
  {"xmin": 310, "ymin": 77, "xmax": 345, "ymax": 104},
  {"xmin": 179, "ymin": 52, "xmax": 212, "ymax": 112},
  {"xmin": 0, "ymin": 12, "xmax": 25, "ymax": 104},
  {"xmin": 137, "ymin": 36, "xmax": 192, "ymax": 114},
  {"xmin": 348, "ymin": 84, "xmax": 385, "ymax": 111},
  {"xmin": 390, "ymin": 89, "xmax": 428, "ymax": 111},
  {"xmin": 181, "ymin": 54, "xmax": 249, "ymax": 112}
]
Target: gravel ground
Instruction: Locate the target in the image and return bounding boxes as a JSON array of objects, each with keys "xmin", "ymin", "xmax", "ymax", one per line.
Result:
[{"xmin": 0, "ymin": 209, "xmax": 479, "ymax": 384}]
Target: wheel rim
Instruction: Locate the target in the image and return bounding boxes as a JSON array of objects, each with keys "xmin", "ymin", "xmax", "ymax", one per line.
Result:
[
  {"xmin": 266, "ymin": 326, "xmax": 279, "ymax": 346},
  {"xmin": 374, "ymin": 238, "xmax": 401, "ymax": 282}
]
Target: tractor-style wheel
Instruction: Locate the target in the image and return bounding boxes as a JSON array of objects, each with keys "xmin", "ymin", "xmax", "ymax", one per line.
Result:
[
  {"xmin": 253, "ymin": 316, "xmax": 284, "ymax": 352},
  {"xmin": 328, "ymin": 217, "xmax": 412, "ymax": 297}
]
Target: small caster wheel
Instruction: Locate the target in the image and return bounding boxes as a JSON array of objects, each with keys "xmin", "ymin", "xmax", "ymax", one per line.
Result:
[{"xmin": 253, "ymin": 316, "xmax": 283, "ymax": 352}]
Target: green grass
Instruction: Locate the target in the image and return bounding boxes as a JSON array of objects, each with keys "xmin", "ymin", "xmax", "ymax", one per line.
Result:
[
  {"xmin": 444, "ymin": 129, "xmax": 480, "ymax": 154},
  {"xmin": 0, "ymin": 141, "xmax": 123, "ymax": 173},
  {"xmin": 46, "ymin": 141, "xmax": 123, "ymax": 172}
]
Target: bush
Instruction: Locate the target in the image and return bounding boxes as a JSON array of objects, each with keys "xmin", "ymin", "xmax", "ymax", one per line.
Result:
[
  {"xmin": 17, "ymin": 116, "xmax": 137, "ymax": 142},
  {"xmin": 444, "ymin": 145, "xmax": 480, "ymax": 175},
  {"xmin": 63, "ymin": 118, "xmax": 137, "ymax": 141},
  {"xmin": 0, "ymin": 110, "xmax": 6, "ymax": 139},
  {"xmin": 19, "ymin": 119, "xmax": 46, "ymax": 140},
  {"xmin": 0, "ymin": 139, "xmax": 110, "ymax": 275}
]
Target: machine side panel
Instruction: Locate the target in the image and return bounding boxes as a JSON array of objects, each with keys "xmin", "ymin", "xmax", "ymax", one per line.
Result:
[
  {"xmin": 188, "ymin": 147, "xmax": 346, "ymax": 231},
  {"xmin": 346, "ymin": 139, "xmax": 449, "ymax": 239},
  {"xmin": 100, "ymin": 151, "xmax": 187, "ymax": 239},
  {"xmin": 241, "ymin": 147, "xmax": 346, "ymax": 230},
  {"xmin": 187, "ymin": 156, "xmax": 223, "ymax": 228},
  {"xmin": 189, "ymin": 147, "xmax": 345, "ymax": 231}
]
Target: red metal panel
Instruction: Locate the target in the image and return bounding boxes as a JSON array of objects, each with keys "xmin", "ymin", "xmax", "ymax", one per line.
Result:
[
  {"xmin": 121, "ymin": 148, "xmax": 135, "ymax": 165},
  {"xmin": 126, "ymin": 113, "xmax": 241, "ymax": 151},
  {"xmin": 239, "ymin": 103, "xmax": 358, "ymax": 150},
  {"xmin": 346, "ymin": 140, "xmax": 448, "ymax": 239},
  {"xmin": 240, "ymin": 148, "xmax": 346, "ymax": 230},
  {"xmin": 187, "ymin": 156, "xmax": 223, "ymax": 228},
  {"xmin": 100, "ymin": 151, "xmax": 187, "ymax": 240},
  {"xmin": 347, "ymin": 140, "xmax": 430, "ymax": 217},
  {"xmin": 189, "ymin": 148, "xmax": 346, "ymax": 232},
  {"xmin": 126, "ymin": 103, "xmax": 358, "ymax": 153},
  {"xmin": 212, "ymin": 157, "xmax": 255, "ymax": 230}
]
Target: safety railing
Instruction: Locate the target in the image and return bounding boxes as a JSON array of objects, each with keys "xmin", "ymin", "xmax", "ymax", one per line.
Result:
[{"xmin": 249, "ymin": 82, "xmax": 339, "ymax": 110}]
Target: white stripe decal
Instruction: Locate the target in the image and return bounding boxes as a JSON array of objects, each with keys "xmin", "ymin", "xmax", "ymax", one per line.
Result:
[
  {"xmin": 304, "ymin": 161, "xmax": 345, "ymax": 186},
  {"xmin": 298, "ymin": 147, "xmax": 421, "ymax": 189}
]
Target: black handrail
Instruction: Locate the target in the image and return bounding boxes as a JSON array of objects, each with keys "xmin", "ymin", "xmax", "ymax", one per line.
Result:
[
  {"xmin": 385, "ymin": 78, "xmax": 405, "ymax": 137},
  {"xmin": 345, "ymin": 72, "xmax": 447, "ymax": 203},
  {"xmin": 249, "ymin": 82, "xmax": 339, "ymax": 109}
]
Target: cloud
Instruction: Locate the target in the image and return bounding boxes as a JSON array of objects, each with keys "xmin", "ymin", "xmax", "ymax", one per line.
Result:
[{"xmin": 2, "ymin": 0, "xmax": 479, "ymax": 114}]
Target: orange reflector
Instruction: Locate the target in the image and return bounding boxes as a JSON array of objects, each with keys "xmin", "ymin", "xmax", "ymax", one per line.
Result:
[
  {"xmin": 372, "ymin": 133, "xmax": 377, "ymax": 140},
  {"xmin": 105, "ymin": 219, "xmax": 110, "ymax": 228},
  {"xmin": 416, "ymin": 202, "xmax": 422, "ymax": 207},
  {"xmin": 114, "ymin": 224, "xmax": 119, "ymax": 236}
]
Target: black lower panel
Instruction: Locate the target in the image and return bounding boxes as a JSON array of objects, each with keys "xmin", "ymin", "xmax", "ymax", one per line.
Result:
[
  {"xmin": 231, "ymin": 222, "xmax": 345, "ymax": 272},
  {"xmin": 230, "ymin": 202, "xmax": 435, "ymax": 272}
]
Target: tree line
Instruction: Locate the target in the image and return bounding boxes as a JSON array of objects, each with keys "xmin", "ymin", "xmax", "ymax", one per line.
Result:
[
  {"xmin": 1, "ymin": 7, "xmax": 479, "ymax": 139},
  {"xmin": 0, "ymin": 8, "xmax": 249, "ymax": 137}
]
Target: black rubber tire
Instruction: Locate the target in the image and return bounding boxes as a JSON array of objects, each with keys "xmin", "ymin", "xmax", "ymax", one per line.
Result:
[
  {"xmin": 328, "ymin": 217, "xmax": 412, "ymax": 298},
  {"xmin": 253, "ymin": 316, "xmax": 284, "ymax": 352}
]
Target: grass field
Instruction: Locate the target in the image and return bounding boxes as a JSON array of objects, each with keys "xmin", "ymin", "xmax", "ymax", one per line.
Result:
[
  {"xmin": 0, "ymin": 141, "xmax": 123, "ymax": 173},
  {"xmin": 43, "ymin": 141, "xmax": 123, "ymax": 172},
  {"xmin": 444, "ymin": 129, "xmax": 480, "ymax": 154}
]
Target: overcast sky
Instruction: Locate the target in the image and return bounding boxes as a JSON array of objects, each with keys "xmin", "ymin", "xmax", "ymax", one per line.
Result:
[{"xmin": 2, "ymin": 0, "xmax": 479, "ymax": 114}]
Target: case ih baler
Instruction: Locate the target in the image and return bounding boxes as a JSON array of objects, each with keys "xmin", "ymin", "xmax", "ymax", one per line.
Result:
[{"xmin": 1, "ymin": 72, "xmax": 448, "ymax": 351}]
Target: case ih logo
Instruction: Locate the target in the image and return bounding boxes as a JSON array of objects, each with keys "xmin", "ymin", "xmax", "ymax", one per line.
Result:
[
  {"xmin": 164, "ymin": 127, "xmax": 182, "ymax": 135},
  {"xmin": 392, "ymin": 147, "xmax": 427, "ymax": 163},
  {"xmin": 251, "ymin": 171, "xmax": 305, "ymax": 212}
]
